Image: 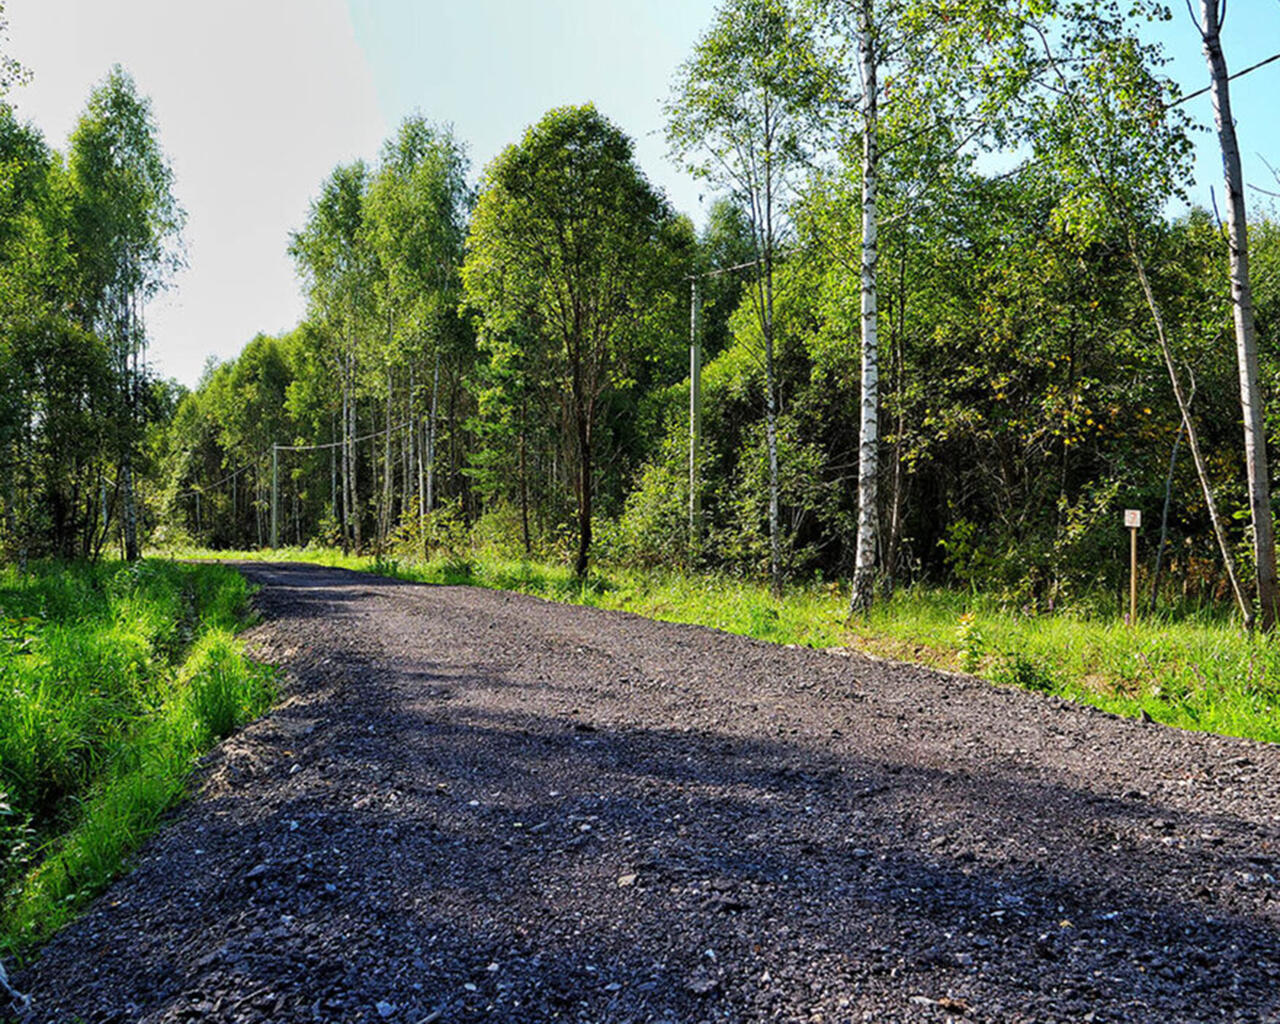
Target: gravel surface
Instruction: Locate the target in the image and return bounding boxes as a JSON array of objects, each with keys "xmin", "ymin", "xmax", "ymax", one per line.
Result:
[{"xmin": 11, "ymin": 561, "xmax": 1280, "ymax": 1023}]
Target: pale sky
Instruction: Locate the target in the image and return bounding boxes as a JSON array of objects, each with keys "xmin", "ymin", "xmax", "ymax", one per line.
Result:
[{"xmin": 4, "ymin": 1, "xmax": 1279, "ymax": 388}]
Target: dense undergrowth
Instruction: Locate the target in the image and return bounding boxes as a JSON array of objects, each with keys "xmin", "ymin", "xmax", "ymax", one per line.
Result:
[
  {"xmin": 184, "ymin": 545, "xmax": 1280, "ymax": 746},
  {"xmin": 0, "ymin": 560, "xmax": 275, "ymax": 957}
]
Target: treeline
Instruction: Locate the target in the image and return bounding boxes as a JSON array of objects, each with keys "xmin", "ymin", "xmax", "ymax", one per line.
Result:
[
  {"xmin": 0, "ymin": 65, "xmax": 181, "ymax": 562},
  {"xmin": 4, "ymin": 0, "xmax": 1279, "ymax": 620}
]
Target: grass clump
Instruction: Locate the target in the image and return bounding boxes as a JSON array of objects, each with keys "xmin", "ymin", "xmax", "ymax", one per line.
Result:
[{"xmin": 0, "ymin": 560, "xmax": 275, "ymax": 957}]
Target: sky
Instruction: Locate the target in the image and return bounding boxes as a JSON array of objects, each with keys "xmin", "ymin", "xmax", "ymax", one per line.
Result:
[{"xmin": 3, "ymin": 0, "xmax": 1279, "ymax": 388}]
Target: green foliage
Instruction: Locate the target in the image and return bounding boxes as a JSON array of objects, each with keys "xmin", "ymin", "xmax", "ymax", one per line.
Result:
[
  {"xmin": 463, "ymin": 104, "xmax": 692, "ymax": 573},
  {"xmin": 955, "ymin": 611, "xmax": 987, "ymax": 673},
  {"xmin": 990, "ymin": 650, "xmax": 1056, "ymax": 692},
  {"xmin": 0, "ymin": 2, "xmax": 28, "ymax": 97},
  {"xmin": 0, "ymin": 560, "xmax": 272, "ymax": 955},
  {"xmin": 182, "ymin": 631, "xmax": 274, "ymax": 742}
]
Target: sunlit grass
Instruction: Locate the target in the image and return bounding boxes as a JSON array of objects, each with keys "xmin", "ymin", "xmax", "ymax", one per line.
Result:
[
  {"xmin": 178, "ymin": 543, "xmax": 1278, "ymax": 746},
  {"xmin": 0, "ymin": 560, "xmax": 276, "ymax": 957}
]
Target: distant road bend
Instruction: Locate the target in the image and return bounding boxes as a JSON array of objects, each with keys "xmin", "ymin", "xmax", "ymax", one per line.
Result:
[{"xmin": 16, "ymin": 561, "xmax": 1280, "ymax": 1023}]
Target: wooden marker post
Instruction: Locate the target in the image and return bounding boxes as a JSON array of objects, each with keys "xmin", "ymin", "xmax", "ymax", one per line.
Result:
[{"xmin": 1124, "ymin": 509, "xmax": 1142, "ymax": 625}]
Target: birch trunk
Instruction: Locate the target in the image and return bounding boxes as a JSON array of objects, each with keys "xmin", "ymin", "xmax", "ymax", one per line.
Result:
[
  {"xmin": 1199, "ymin": 0, "xmax": 1278, "ymax": 630},
  {"xmin": 120, "ymin": 292, "xmax": 140, "ymax": 561},
  {"xmin": 850, "ymin": 0, "xmax": 880, "ymax": 615}
]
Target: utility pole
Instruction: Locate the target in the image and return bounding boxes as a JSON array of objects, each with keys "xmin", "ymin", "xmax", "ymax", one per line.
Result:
[
  {"xmin": 689, "ymin": 278, "xmax": 703, "ymax": 550},
  {"xmin": 270, "ymin": 444, "xmax": 279, "ymax": 550}
]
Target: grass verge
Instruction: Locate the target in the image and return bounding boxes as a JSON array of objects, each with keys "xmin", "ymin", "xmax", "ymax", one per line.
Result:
[
  {"xmin": 179, "ymin": 545, "xmax": 1279, "ymax": 746},
  {"xmin": 0, "ymin": 560, "xmax": 276, "ymax": 958}
]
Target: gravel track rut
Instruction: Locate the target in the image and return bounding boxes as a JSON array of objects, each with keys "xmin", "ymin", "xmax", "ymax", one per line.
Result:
[{"xmin": 13, "ymin": 561, "xmax": 1280, "ymax": 1023}]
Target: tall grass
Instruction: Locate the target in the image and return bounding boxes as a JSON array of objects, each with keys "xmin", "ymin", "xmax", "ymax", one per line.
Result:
[
  {"xmin": 182, "ymin": 544, "xmax": 1278, "ymax": 746},
  {"xmin": 0, "ymin": 560, "xmax": 275, "ymax": 956}
]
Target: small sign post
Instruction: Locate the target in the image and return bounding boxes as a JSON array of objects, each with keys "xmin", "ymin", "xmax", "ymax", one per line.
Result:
[{"xmin": 1124, "ymin": 509, "xmax": 1142, "ymax": 625}]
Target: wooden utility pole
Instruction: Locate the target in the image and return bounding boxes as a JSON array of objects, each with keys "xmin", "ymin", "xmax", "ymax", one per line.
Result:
[{"xmin": 689, "ymin": 278, "xmax": 703, "ymax": 550}]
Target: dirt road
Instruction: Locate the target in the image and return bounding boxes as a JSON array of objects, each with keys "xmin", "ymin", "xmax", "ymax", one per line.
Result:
[{"xmin": 15, "ymin": 562, "xmax": 1280, "ymax": 1022}]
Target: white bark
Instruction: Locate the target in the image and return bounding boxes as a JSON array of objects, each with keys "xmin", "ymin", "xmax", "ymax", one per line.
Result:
[
  {"xmin": 1199, "ymin": 0, "xmax": 1278, "ymax": 630},
  {"xmin": 850, "ymin": 0, "xmax": 880, "ymax": 615}
]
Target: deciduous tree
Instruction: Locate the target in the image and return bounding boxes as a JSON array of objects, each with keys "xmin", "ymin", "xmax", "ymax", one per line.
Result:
[{"xmin": 463, "ymin": 105, "xmax": 685, "ymax": 577}]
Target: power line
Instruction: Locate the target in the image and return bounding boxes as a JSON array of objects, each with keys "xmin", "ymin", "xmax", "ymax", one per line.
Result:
[
  {"xmin": 175, "ymin": 420, "xmax": 412, "ymax": 500},
  {"xmin": 275, "ymin": 421, "xmax": 411, "ymax": 453},
  {"xmin": 1166, "ymin": 50, "xmax": 1280, "ymax": 108}
]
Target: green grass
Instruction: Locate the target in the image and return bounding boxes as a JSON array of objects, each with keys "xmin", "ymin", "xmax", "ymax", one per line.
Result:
[
  {"xmin": 0, "ymin": 559, "xmax": 276, "ymax": 957},
  {"xmin": 180, "ymin": 544, "xmax": 1279, "ymax": 746}
]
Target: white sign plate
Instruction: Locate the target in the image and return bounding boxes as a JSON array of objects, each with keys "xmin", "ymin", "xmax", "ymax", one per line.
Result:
[{"xmin": 1124, "ymin": 509, "xmax": 1142, "ymax": 529}]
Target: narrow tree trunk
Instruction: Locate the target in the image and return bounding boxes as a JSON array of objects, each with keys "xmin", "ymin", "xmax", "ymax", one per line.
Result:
[
  {"xmin": 1129, "ymin": 236, "xmax": 1252, "ymax": 625},
  {"xmin": 851, "ymin": 0, "xmax": 880, "ymax": 615},
  {"xmin": 349, "ymin": 355, "xmax": 362, "ymax": 553},
  {"xmin": 427, "ymin": 351, "xmax": 439, "ymax": 516},
  {"xmin": 330, "ymin": 413, "xmax": 338, "ymax": 545},
  {"xmin": 121, "ymin": 456, "xmax": 139, "ymax": 561},
  {"xmin": 763, "ymin": 313, "xmax": 781, "ymax": 595},
  {"xmin": 574, "ymin": 409, "xmax": 593, "ymax": 579},
  {"xmin": 761, "ymin": 102, "xmax": 782, "ymax": 596},
  {"xmin": 340, "ymin": 375, "xmax": 351, "ymax": 554},
  {"xmin": 1199, "ymin": 0, "xmax": 1278, "ymax": 630},
  {"xmin": 519, "ymin": 397, "xmax": 531, "ymax": 557},
  {"xmin": 882, "ymin": 245, "xmax": 907, "ymax": 599},
  {"xmin": 120, "ymin": 301, "xmax": 140, "ymax": 561},
  {"xmin": 381, "ymin": 366, "xmax": 393, "ymax": 550}
]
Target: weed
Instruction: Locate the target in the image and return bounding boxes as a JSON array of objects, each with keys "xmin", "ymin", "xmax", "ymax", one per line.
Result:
[
  {"xmin": 990, "ymin": 651, "xmax": 1056, "ymax": 692},
  {"xmin": 955, "ymin": 612, "xmax": 987, "ymax": 674}
]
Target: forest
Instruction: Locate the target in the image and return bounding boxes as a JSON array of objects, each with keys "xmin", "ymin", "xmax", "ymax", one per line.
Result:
[{"xmin": 3, "ymin": 0, "xmax": 1279, "ymax": 630}]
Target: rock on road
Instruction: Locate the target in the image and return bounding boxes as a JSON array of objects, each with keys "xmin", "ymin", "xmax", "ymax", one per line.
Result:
[{"xmin": 14, "ymin": 562, "xmax": 1280, "ymax": 1023}]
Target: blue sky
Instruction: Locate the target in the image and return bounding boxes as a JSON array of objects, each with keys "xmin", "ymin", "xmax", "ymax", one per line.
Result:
[
  {"xmin": 5, "ymin": 0, "xmax": 1279, "ymax": 387},
  {"xmin": 346, "ymin": 0, "xmax": 716, "ymax": 219},
  {"xmin": 1147, "ymin": 0, "xmax": 1280, "ymax": 214}
]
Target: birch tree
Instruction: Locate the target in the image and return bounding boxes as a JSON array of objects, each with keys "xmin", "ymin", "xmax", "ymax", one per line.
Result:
[
  {"xmin": 365, "ymin": 117, "xmax": 470, "ymax": 543},
  {"xmin": 1193, "ymin": 0, "xmax": 1278, "ymax": 631},
  {"xmin": 68, "ymin": 66, "xmax": 184, "ymax": 561},
  {"xmin": 849, "ymin": 0, "xmax": 880, "ymax": 612},
  {"xmin": 817, "ymin": 0, "xmax": 996, "ymax": 611},
  {"xmin": 666, "ymin": 0, "xmax": 831, "ymax": 594},
  {"xmin": 289, "ymin": 161, "xmax": 374, "ymax": 553}
]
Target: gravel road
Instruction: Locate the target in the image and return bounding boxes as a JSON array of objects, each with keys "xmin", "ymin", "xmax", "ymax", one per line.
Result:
[{"xmin": 12, "ymin": 561, "xmax": 1280, "ymax": 1023}]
